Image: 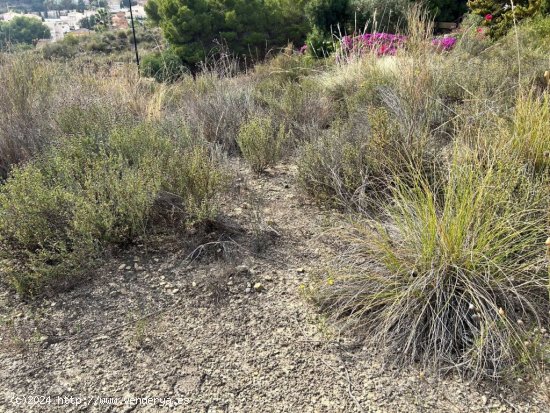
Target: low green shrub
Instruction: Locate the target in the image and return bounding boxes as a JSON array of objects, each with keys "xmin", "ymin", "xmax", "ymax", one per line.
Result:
[
  {"xmin": 0, "ymin": 123, "xmax": 227, "ymax": 294},
  {"xmin": 253, "ymin": 78, "xmax": 334, "ymax": 143},
  {"xmin": 163, "ymin": 144, "xmax": 227, "ymax": 222},
  {"xmin": 0, "ymin": 164, "xmax": 98, "ymax": 294},
  {"xmin": 237, "ymin": 115, "xmax": 288, "ymax": 173}
]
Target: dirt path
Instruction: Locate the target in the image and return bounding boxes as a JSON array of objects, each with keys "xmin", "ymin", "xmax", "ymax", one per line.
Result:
[{"xmin": 0, "ymin": 163, "xmax": 547, "ymax": 412}]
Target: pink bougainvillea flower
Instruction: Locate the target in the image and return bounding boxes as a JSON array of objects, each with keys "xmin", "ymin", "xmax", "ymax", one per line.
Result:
[
  {"xmin": 485, "ymin": 14, "xmax": 493, "ymax": 21},
  {"xmin": 476, "ymin": 27, "xmax": 483, "ymax": 33},
  {"xmin": 378, "ymin": 44, "xmax": 389, "ymax": 56}
]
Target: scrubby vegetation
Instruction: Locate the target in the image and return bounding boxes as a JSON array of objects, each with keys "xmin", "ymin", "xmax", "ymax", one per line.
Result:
[{"xmin": 0, "ymin": 1, "xmax": 548, "ymax": 388}]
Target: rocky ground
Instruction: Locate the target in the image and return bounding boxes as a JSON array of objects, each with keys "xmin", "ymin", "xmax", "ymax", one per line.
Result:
[{"xmin": 0, "ymin": 163, "xmax": 548, "ymax": 412}]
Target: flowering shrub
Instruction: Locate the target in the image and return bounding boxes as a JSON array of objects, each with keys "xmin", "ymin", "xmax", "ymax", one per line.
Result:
[
  {"xmin": 340, "ymin": 33, "xmax": 407, "ymax": 57},
  {"xmin": 327, "ymin": 32, "xmax": 457, "ymax": 62},
  {"xmin": 431, "ymin": 36, "xmax": 458, "ymax": 51},
  {"xmin": 469, "ymin": 0, "xmax": 550, "ymax": 38}
]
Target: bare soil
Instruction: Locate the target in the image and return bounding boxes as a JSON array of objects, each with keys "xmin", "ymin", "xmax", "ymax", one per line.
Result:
[{"xmin": 0, "ymin": 163, "xmax": 548, "ymax": 412}]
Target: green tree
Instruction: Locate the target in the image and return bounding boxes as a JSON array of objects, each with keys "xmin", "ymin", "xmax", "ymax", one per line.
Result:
[
  {"xmin": 468, "ymin": 0, "xmax": 550, "ymax": 38},
  {"xmin": 79, "ymin": 14, "xmax": 99, "ymax": 30},
  {"xmin": 266, "ymin": 0, "xmax": 310, "ymax": 46},
  {"xmin": 0, "ymin": 16, "xmax": 51, "ymax": 47},
  {"xmin": 145, "ymin": 0, "xmax": 309, "ymax": 71},
  {"xmin": 305, "ymin": 0, "xmax": 351, "ymax": 34},
  {"xmin": 95, "ymin": 8, "xmax": 111, "ymax": 31}
]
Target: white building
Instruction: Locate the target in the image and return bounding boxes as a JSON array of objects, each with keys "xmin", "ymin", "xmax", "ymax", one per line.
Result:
[{"xmin": 44, "ymin": 10, "xmax": 96, "ymax": 41}]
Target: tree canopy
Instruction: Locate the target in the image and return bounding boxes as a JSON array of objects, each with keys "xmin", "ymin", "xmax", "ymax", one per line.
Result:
[
  {"xmin": 145, "ymin": 0, "xmax": 309, "ymax": 70},
  {"xmin": 0, "ymin": 16, "xmax": 51, "ymax": 47}
]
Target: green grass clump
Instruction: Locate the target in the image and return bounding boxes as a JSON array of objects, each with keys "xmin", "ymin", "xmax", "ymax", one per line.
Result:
[
  {"xmin": 510, "ymin": 92, "xmax": 550, "ymax": 172},
  {"xmin": 316, "ymin": 155, "xmax": 549, "ymax": 380},
  {"xmin": 0, "ymin": 123, "xmax": 227, "ymax": 294},
  {"xmin": 237, "ymin": 115, "xmax": 288, "ymax": 173}
]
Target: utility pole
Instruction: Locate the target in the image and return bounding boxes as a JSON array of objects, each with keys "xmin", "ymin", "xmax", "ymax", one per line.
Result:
[{"xmin": 128, "ymin": 0, "xmax": 140, "ymax": 74}]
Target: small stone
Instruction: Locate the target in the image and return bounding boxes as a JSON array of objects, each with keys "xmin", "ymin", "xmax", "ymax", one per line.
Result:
[
  {"xmin": 296, "ymin": 268, "xmax": 305, "ymax": 274},
  {"xmin": 125, "ymin": 266, "xmax": 131, "ymax": 270},
  {"xmin": 92, "ymin": 335, "xmax": 110, "ymax": 343},
  {"xmin": 235, "ymin": 265, "xmax": 250, "ymax": 275},
  {"xmin": 118, "ymin": 264, "xmax": 126, "ymax": 270},
  {"xmin": 517, "ymin": 319, "xmax": 524, "ymax": 325},
  {"xmin": 172, "ymin": 289, "xmax": 179, "ymax": 294},
  {"xmin": 253, "ymin": 283, "xmax": 264, "ymax": 292},
  {"xmin": 245, "ymin": 288, "xmax": 251, "ymax": 293}
]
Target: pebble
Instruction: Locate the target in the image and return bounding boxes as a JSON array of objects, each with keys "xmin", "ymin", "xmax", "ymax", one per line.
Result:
[
  {"xmin": 235, "ymin": 265, "xmax": 250, "ymax": 275},
  {"xmin": 253, "ymin": 283, "xmax": 264, "ymax": 292},
  {"xmin": 118, "ymin": 263, "xmax": 126, "ymax": 270}
]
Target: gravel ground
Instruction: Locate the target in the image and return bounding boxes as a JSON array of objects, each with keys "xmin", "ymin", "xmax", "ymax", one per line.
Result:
[{"xmin": 1, "ymin": 163, "xmax": 548, "ymax": 412}]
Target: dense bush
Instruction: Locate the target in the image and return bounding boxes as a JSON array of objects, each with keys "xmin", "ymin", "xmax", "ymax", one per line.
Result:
[
  {"xmin": 0, "ymin": 123, "xmax": 227, "ymax": 294},
  {"xmin": 237, "ymin": 115, "xmax": 288, "ymax": 172},
  {"xmin": 469, "ymin": 0, "xmax": 550, "ymax": 38},
  {"xmin": 141, "ymin": 48, "xmax": 187, "ymax": 82},
  {"xmin": 42, "ymin": 28, "xmax": 161, "ymax": 60}
]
